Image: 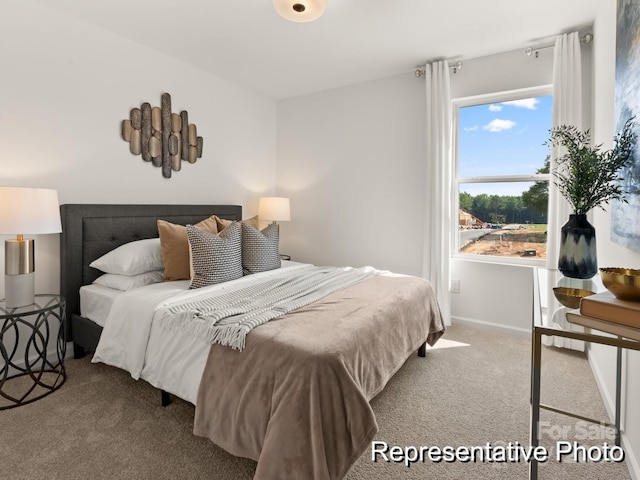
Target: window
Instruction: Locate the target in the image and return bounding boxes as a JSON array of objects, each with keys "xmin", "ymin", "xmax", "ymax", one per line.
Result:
[{"xmin": 454, "ymin": 88, "xmax": 551, "ymax": 263}]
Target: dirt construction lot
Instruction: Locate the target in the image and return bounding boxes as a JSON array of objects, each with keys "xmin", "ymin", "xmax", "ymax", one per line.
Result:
[{"xmin": 461, "ymin": 228, "xmax": 547, "ymax": 259}]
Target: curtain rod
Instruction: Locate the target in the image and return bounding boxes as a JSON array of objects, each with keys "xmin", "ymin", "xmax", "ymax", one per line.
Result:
[
  {"xmin": 415, "ymin": 32, "xmax": 593, "ymax": 77},
  {"xmin": 525, "ymin": 33, "xmax": 593, "ymax": 58},
  {"xmin": 414, "ymin": 60, "xmax": 463, "ymax": 78}
]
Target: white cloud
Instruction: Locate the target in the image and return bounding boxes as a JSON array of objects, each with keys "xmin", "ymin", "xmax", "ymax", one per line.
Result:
[
  {"xmin": 483, "ymin": 119, "xmax": 516, "ymax": 132},
  {"xmin": 464, "ymin": 126, "xmax": 479, "ymax": 132},
  {"xmin": 488, "ymin": 104, "xmax": 503, "ymax": 112},
  {"xmin": 501, "ymin": 98, "xmax": 539, "ymax": 110}
]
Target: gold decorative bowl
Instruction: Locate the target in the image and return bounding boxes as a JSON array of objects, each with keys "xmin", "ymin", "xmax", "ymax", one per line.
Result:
[
  {"xmin": 553, "ymin": 287, "xmax": 595, "ymax": 309},
  {"xmin": 600, "ymin": 267, "xmax": 640, "ymax": 302}
]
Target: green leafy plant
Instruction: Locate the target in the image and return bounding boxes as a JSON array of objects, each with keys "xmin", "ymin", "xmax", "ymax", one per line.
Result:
[{"xmin": 548, "ymin": 117, "xmax": 637, "ymax": 214}]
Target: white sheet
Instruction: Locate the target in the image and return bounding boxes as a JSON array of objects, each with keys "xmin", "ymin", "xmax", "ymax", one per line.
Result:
[
  {"xmin": 92, "ymin": 261, "xmax": 311, "ymax": 404},
  {"xmin": 79, "ymin": 284, "xmax": 123, "ymax": 327}
]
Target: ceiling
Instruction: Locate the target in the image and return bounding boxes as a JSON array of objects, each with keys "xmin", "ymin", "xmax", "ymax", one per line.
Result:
[{"xmin": 35, "ymin": 0, "xmax": 601, "ymax": 100}]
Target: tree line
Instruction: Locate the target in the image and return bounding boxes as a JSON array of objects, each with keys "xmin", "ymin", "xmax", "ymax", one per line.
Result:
[
  {"xmin": 460, "ymin": 158, "xmax": 550, "ymax": 225},
  {"xmin": 460, "ymin": 192, "xmax": 547, "ymax": 225}
]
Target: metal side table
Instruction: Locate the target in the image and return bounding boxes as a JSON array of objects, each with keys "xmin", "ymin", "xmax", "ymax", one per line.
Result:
[{"xmin": 0, "ymin": 294, "xmax": 66, "ymax": 409}]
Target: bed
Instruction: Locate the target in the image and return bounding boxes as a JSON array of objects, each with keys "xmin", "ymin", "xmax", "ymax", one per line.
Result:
[{"xmin": 60, "ymin": 203, "xmax": 445, "ymax": 480}]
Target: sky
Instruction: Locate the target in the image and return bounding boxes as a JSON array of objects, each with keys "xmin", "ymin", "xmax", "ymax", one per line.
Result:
[{"xmin": 458, "ymin": 95, "xmax": 552, "ymax": 196}]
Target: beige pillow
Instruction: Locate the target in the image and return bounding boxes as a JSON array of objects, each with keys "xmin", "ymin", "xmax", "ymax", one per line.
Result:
[
  {"xmin": 215, "ymin": 214, "xmax": 259, "ymax": 231},
  {"xmin": 157, "ymin": 216, "xmax": 218, "ymax": 281}
]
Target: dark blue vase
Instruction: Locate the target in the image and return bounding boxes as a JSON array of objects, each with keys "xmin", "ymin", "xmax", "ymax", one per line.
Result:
[{"xmin": 558, "ymin": 214, "xmax": 597, "ymax": 279}]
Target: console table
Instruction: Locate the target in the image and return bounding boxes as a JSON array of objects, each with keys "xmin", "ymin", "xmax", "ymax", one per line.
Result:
[{"xmin": 529, "ymin": 299, "xmax": 640, "ymax": 479}]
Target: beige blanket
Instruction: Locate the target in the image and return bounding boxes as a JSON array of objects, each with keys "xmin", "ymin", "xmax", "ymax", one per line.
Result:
[{"xmin": 193, "ymin": 273, "xmax": 444, "ymax": 480}]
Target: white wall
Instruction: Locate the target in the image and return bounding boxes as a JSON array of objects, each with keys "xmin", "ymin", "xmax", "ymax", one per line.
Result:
[
  {"xmin": 590, "ymin": 1, "xmax": 640, "ymax": 477},
  {"xmin": 0, "ymin": 0, "xmax": 277, "ymax": 298},
  {"xmin": 277, "ymin": 73, "xmax": 426, "ymax": 275},
  {"xmin": 451, "ymin": 46, "xmax": 554, "ymax": 99},
  {"xmin": 449, "ymin": 261, "xmax": 534, "ymax": 334},
  {"xmin": 276, "ymin": 46, "xmax": 562, "ymax": 330}
]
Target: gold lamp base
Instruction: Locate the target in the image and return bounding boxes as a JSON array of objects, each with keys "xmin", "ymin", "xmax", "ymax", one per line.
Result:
[{"xmin": 4, "ymin": 237, "xmax": 35, "ymax": 308}]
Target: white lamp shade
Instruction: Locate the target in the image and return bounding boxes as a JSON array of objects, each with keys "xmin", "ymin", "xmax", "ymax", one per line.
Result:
[
  {"xmin": 0, "ymin": 187, "xmax": 62, "ymax": 234},
  {"xmin": 258, "ymin": 197, "xmax": 291, "ymax": 222},
  {"xmin": 273, "ymin": 0, "xmax": 327, "ymax": 22}
]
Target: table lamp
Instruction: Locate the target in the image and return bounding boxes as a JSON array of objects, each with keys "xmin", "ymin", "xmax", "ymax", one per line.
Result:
[
  {"xmin": 0, "ymin": 187, "xmax": 62, "ymax": 308},
  {"xmin": 258, "ymin": 197, "xmax": 291, "ymax": 232}
]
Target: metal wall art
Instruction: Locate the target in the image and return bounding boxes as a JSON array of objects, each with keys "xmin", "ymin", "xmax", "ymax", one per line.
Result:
[{"xmin": 121, "ymin": 92, "xmax": 203, "ymax": 178}]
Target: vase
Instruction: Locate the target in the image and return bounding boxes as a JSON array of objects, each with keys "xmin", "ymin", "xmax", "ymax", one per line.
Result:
[{"xmin": 558, "ymin": 214, "xmax": 597, "ymax": 279}]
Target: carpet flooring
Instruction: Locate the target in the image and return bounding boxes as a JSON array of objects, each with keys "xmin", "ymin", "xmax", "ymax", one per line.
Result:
[{"xmin": 0, "ymin": 324, "xmax": 631, "ymax": 479}]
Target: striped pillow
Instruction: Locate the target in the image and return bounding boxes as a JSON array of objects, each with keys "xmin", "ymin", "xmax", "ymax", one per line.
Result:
[
  {"xmin": 242, "ymin": 222, "xmax": 281, "ymax": 275},
  {"xmin": 186, "ymin": 222, "xmax": 242, "ymax": 289}
]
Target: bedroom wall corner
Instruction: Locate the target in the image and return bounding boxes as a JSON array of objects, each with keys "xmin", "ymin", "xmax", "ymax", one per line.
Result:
[
  {"xmin": 275, "ymin": 73, "xmax": 426, "ymax": 276},
  {"xmin": 276, "ymin": 46, "xmax": 557, "ymax": 332}
]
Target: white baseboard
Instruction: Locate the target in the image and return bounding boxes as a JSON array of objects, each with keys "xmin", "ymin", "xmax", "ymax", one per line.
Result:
[
  {"xmin": 451, "ymin": 315, "xmax": 531, "ymax": 338},
  {"xmin": 588, "ymin": 350, "xmax": 639, "ymax": 480},
  {"xmin": 587, "ymin": 348, "xmax": 617, "ymax": 423},
  {"xmin": 623, "ymin": 434, "xmax": 640, "ymax": 480}
]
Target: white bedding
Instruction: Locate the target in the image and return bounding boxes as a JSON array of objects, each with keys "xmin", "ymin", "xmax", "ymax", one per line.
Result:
[
  {"xmin": 80, "ymin": 284, "xmax": 122, "ymax": 327},
  {"xmin": 92, "ymin": 261, "xmax": 311, "ymax": 404}
]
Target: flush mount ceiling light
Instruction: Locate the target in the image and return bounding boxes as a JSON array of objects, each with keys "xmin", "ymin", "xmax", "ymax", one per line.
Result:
[{"xmin": 273, "ymin": 0, "xmax": 327, "ymax": 22}]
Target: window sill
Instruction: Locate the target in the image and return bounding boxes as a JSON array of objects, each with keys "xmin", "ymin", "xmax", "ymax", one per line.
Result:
[{"xmin": 451, "ymin": 252, "xmax": 547, "ymax": 268}]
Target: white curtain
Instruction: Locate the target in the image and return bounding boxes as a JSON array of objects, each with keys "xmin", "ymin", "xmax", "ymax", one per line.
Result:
[
  {"xmin": 547, "ymin": 31, "xmax": 583, "ymax": 269},
  {"xmin": 544, "ymin": 32, "xmax": 585, "ymax": 349},
  {"xmin": 423, "ymin": 60, "xmax": 453, "ymax": 326}
]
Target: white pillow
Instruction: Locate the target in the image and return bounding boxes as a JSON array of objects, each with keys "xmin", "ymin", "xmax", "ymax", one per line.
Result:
[
  {"xmin": 93, "ymin": 270, "xmax": 165, "ymax": 291},
  {"xmin": 90, "ymin": 238, "xmax": 164, "ymax": 275}
]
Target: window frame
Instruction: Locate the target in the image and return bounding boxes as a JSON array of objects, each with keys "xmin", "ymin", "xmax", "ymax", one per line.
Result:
[{"xmin": 452, "ymin": 85, "xmax": 552, "ymax": 267}]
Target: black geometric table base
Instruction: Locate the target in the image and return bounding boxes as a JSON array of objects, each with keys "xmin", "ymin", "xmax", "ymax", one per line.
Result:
[{"xmin": 0, "ymin": 295, "xmax": 66, "ymax": 410}]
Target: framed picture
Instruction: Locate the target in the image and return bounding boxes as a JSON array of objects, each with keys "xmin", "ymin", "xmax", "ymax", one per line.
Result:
[{"xmin": 611, "ymin": 0, "xmax": 640, "ymax": 251}]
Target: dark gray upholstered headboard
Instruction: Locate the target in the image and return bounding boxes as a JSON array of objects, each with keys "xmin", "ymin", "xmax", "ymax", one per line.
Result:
[{"xmin": 60, "ymin": 204, "xmax": 242, "ymax": 340}]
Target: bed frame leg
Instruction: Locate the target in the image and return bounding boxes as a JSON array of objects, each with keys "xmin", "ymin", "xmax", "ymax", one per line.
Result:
[
  {"xmin": 418, "ymin": 341, "xmax": 426, "ymax": 357},
  {"xmin": 161, "ymin": 390, "xmax": 171, "ymax": 407},
  {"xmin": 73, "ymin": 343, "xmax": 86, "ymax": 359}
]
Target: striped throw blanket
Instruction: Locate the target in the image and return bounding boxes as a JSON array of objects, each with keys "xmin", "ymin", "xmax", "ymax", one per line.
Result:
[{"xmin": 157, "ymin": 266, "xmax": 378, "ymax": 351}]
